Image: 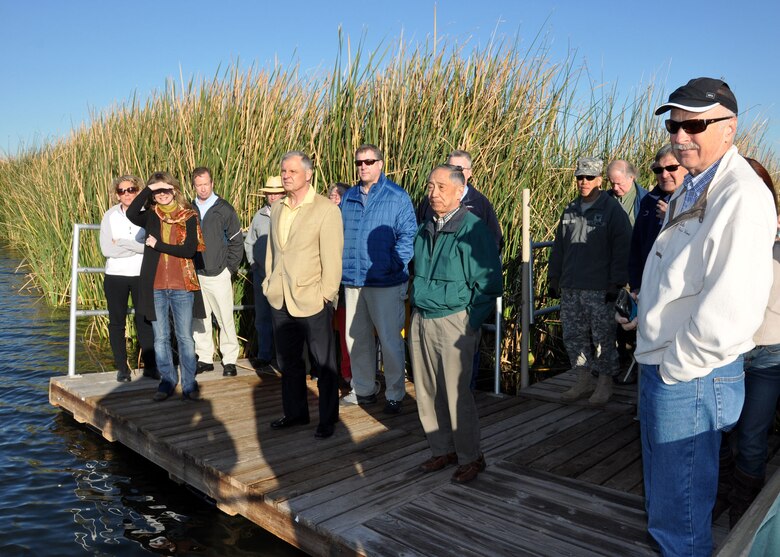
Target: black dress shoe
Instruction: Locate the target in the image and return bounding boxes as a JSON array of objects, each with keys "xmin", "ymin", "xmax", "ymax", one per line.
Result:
[
  {"xmin": 314, "ymin": 423, "xmax": 335, "ymax": 439},
  {"xmin": 222, "ymin": 363, "xmax": 237, "ymax": 377},
  {"xmin": 196, "ymin": 362, "xmax": 214, "ymax": 374},
  {"xmin": 270, "ymin": 416, "xmax": 310, "ymax": 430},
  {"xmin": 116, "ymin": 370, "xmax": 131, "ymax": 383},
  {"xmin": 142, "ymin": 368, "xmax": 161, "ymax": 380}
]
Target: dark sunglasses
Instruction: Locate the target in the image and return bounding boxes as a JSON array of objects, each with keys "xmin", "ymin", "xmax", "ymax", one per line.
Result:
[
  {"xmin": 652, "ymin": 164, "xmax": 681, "ymax": 174},
  {"xmin": 153, "ymin": 188, "xmax": 175, "ymax": 195},
  {"xmin": 115, "ymin": 186, "xmax": 139, "ymax": 195},
  {"xmin": 664, "ymin": 116, "xmax": 732, "ymax": 134},
  {"xmin": 575, "ymin": 175, "xmax": 598, "ymax": 181},
  {"xmin": 354, "ymin": 159, "xmax": 380, "ymax": 167}
]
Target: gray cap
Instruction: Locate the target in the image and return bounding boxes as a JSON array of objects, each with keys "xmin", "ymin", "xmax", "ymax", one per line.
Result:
[{"xmin": 575, "ymin": 157, "xmax": 603, "ymax": 176}]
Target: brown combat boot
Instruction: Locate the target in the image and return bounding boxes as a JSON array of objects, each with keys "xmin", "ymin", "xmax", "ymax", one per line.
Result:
[
  {"xmin": 588, "ymin": 373, "xmax": 614, "ymax": 405},
  {"xmin": 560, "ymin": 369, "xmax": 595, "ymax": 402}
]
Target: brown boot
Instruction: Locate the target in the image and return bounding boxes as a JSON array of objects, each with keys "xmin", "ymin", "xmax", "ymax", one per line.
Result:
[
  {"xmin": 560, "ymin": 369, "xmax": 595, "ymax": 402},
  {"xmin": 588, "ymin": 373, "xmax": 614, "ymax": 405},
  {"xmin": 728, "ymin": 467, "xmax": 764, "ymax": 528}
]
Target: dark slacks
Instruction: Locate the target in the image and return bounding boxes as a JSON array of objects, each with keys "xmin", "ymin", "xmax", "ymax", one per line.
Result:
[
  {"xmin": 271, "ymin": 302, "xmax": 339, "ymax": 426},
  {"xmin": 104, "ymin": 274, "xmax": 156, "ymax": 373}
]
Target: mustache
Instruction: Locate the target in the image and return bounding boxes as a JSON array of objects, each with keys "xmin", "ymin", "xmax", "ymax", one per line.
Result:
[{"xmin": 673, "ymin": 142, "xmax": 699, "ymax": 151}]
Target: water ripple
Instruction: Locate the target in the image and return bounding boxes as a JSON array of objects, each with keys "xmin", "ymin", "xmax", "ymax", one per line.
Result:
[{"xmin": 0, "ymin": 243, "xmax": 303, "ymax": 556}]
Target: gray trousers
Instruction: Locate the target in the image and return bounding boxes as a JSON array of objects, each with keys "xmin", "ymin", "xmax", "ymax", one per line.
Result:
[{"xmin": 409, "ymin": 309, "xmax": 481, "ymax": 463}]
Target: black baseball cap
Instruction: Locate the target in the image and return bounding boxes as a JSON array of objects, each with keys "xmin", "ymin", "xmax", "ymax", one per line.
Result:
[{"xmin": 655, "ymin": 77, "xmax": 738, "ymax": 115}]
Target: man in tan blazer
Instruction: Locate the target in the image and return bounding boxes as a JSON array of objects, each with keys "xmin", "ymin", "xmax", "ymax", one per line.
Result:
[{"xmin": 263, "ymin": 150, "xmax": 344, "ymax": 439}]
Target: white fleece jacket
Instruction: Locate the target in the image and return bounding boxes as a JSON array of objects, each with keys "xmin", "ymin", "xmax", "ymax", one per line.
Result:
[
  {"xmin": 635, "ymin": 146, "xmax": 777, "ymax": 384},
  {"xmin": 99, "ymin": 204, "xmax": 145, "ymax": 276}
]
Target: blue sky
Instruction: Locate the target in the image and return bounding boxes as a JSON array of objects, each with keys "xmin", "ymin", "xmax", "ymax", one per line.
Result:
[{"xmin": 2, "ymin": 0, "xmax": 779, "ymax": 157}]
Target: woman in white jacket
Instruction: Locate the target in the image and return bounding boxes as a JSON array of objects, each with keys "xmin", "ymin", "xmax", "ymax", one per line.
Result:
[{"xmin": 99, "ymin": 175, "xmax": 157, "ymax": 382}]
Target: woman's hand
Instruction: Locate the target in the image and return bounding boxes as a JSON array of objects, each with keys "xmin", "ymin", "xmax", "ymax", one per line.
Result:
[
  {"xmin": 145, "ymin": 235, "xmax": 158, "ymax": 248},
  {"xmin": 656, "ymin": 199, "xmax": 668, "ymax": 220}
]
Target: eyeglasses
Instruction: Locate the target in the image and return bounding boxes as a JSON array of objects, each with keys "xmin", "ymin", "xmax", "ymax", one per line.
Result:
[
  {"xmin": 115, "ymin": 186, "xmax": 139, "ymax": 195},
  {"xmin": 448, "ymin": 165, "xmax": 471, "ymax": 171},
  {"xmin": 153, "ymin": 188, "xmax": 174, "ymax": 195},
  {"xmin": 354, "ymin": 159, "xmax": 380, "ymax": 167},
  {"xmin": 664, "ymin": 116, "xmax": 733, "ymax": 134},
  {"xmin": 575, "ymin": 175, "xmax": 598, "ymax": 181},
  {"xmin": 652, "ymin": 164, "xmax": 681, "ymax": 175}
]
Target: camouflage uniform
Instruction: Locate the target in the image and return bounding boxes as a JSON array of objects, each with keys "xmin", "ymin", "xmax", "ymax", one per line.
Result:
[{"xmin": 560, "ymin": 288, "xmax": 620, "ymax": 377}]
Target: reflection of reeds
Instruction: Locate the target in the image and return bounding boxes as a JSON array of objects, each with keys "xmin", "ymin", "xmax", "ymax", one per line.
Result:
[{"xmin": 0, "ymin": 35, "xmax": 775, "ymax": 377}]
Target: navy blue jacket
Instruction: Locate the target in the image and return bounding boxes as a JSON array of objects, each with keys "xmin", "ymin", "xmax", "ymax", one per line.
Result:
[{"xmin": 628, "ymin": 185, "xmax": 672, "ymax": 291}]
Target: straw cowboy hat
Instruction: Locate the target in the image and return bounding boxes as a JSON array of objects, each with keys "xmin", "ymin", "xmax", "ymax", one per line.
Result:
[{"xmin": 260, "ymin": 175, "xmax": 284, "ymax": 194}]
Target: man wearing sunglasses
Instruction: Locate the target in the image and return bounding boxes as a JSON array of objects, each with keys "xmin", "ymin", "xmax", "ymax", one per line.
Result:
[
  {"xmin": 630, "ymin": 78, "xmax": 776, "ymax": 556},
  {"xmin": 548, "ymin": 157, "xmax": 632, "ymax": 405},
  {"xmin": 607, "ymin": 160, "xmax": 648, "ymax": 227},
  {"xmin": 339, "ymin": 144, "xmax": 418, "ymax": 415}
]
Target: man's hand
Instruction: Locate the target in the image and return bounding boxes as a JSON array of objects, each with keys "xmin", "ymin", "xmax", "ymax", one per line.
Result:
[{"xmin": 615, "ymin": 312, "xmax": 638, "ymax": 331}]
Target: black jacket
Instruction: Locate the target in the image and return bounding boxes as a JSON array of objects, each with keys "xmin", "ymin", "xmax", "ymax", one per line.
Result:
[
  {"xmin": 193, "ymin": 196, "xmax": 244, "ymax": 277},
  {"xmin": 126, "ymin": 188, "xmax": 206, "ymax": 321}
]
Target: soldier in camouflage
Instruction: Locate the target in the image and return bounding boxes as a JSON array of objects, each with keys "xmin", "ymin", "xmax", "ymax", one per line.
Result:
[{"xmin": 548, "ymin": 157, "xmax": 632, "ymax": 404}]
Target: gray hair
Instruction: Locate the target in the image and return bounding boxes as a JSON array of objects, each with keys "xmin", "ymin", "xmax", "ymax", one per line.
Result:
[
  {"xmin": 430, "ymin": 164, "xmax": 466, "ymax": 186},
  {"xmin": 654, "ymin": 144, "xmax": 676, "ymax": 163},
  {"xmin": 281, "ymin": 150, "xmax": 313, "ymax": 172},
  {"xmin": 447, "ymin": 149, "xmax": 473, "ymax": 166},
  {"xmin": 607, "ymin": 159, "xmax": 638, "ymax": 179}
]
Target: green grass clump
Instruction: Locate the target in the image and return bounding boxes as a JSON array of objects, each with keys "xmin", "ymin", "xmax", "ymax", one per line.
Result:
[{"xmin": 0, "ymin": 33, "xmax": 775, "ymax": 384}]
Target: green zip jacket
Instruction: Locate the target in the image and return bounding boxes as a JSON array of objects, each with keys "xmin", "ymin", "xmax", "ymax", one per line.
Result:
[{"xmin": 411, "ymin": 207, "xmax": 503, "ymax": 329}]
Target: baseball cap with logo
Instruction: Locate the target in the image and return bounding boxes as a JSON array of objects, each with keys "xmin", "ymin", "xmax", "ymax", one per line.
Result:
[{"xmin": 655, "ymin": 77, "xmax": 738, "ymax": 115}]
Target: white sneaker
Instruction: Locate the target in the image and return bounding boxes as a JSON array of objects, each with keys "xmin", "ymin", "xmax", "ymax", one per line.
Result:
[
  {"xmin": 340, "ymin": 389, "xmax": 359, "ymax": 406},
  {"xmin": 339, "ymin": 380, "xmax": 381, "ymax": 406}
]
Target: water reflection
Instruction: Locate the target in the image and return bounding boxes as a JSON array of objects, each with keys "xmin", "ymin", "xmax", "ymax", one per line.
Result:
[{"xmin": 0, "ymin": 242, "xmax": 303, "ymax": 556}]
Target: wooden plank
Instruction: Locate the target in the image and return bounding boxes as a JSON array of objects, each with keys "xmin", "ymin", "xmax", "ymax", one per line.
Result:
[{"xmin": 50, "ymin": 363, "xmax": 779, "ymax": 557}]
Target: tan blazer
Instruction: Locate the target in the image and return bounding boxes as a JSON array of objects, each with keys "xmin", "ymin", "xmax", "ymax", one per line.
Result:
[{"xmin": 263, "ymin": 193, "xmax": 343, "ymax": 317}]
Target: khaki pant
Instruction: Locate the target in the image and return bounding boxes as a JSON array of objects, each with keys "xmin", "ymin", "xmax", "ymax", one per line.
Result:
[
  {"xmin": 193, "ymin": 268, "xmax": 239, "ymax": 365},
  {"xmin": 410, "ymin": 309, "xmax": 481, "ymax": 463}
]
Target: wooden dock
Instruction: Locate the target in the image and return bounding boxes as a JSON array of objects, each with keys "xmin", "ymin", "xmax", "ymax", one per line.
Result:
[{"xmin": 51, "ymin": 365, "xmax": 770, "ymax": 556}]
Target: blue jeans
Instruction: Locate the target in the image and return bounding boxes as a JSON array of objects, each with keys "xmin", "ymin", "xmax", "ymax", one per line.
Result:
[
  {"xmin": 152, "ymin": 289, "xmax": 198, "ymax": 396},
  {"xmin": 252, "ymin": 267, "xmax": 274, "ymax": 362},
  {"xmin": 736, "ymin": 344, "xmax": 780, "ymax": 478},
  {"xmin": 640, "ymin": 358, "xmax": 744, "ymax": 557}
]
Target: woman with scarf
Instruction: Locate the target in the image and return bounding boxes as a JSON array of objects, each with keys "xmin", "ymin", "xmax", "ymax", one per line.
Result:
[{"xmin": 127, "ymin": 171, "xmax": 206, "ymax": 401}]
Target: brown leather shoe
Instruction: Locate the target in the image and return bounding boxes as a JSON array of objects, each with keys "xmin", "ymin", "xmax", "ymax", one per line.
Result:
[
  {"xmin": 418, "ymin": 453, "xmax": 457, "ymax": 473},
  {"xmin": 451, "ymin": 454, "xmax": 486, "ymax": 483}
]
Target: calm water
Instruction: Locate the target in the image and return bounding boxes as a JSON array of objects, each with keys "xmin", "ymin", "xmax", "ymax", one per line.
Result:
[{"xmin": 0, "ymin": 243, "xmax": 305, "ymax": 556}]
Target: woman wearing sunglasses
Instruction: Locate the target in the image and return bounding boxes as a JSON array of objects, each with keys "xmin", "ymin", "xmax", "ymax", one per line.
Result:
[
  {"xmin": 99, "ymin": 175, "xmax": 158, "ymax": 382},
  {"xmin": 127, "ymin": 172, "xmax": 206, "ymax": 401},
  {"xmin": 627, "ymin": 145, "xmax": 688, "ymax": 292}
]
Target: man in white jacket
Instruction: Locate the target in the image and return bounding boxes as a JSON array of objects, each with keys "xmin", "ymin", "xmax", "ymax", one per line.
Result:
[{"xmin": 633, "ymin": 78, "xmax": 776, "ymax": 556}]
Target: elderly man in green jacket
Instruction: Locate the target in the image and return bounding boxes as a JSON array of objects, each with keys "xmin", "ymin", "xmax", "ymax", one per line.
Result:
[{"xmin": 410, "ymin": 164, "xmax": 503, "ymax": 484}]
